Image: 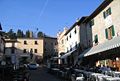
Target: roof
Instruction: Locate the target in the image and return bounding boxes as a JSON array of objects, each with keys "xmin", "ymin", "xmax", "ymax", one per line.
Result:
[
  {"xmin": 83, "ymin": 0, "xmax": 113, "ymax": 23},
  {"xmin": 0, "ymin": 23, "xmax": 2, "ymax": 30},
  {"xmin": 44, "ymin": 36, "xmax": 57, "ymax": 39},
  {"xmin": 5, "ymin": 39, "xmax": 18, "ymax": 43},
  {"xmin": 17, "ymin": 38, "xmax": 43, "ymax": 40},
  {"xmin": 17, "ymin": 36, "xmax": 57, "ymax": 40},
  {"xmin": 65, "ymin": 16, "xmax": 88, "ymax": 35}
]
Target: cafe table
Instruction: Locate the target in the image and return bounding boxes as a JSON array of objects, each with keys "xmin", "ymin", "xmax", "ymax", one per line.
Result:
[
  {"xmin": 113, "ymin": 71, "xmax": 120, "ymax": 77},
  {"xmin": 97, "ymin": 75, "xmax": 111, "ymax": 81},
  {"xmin": 104, "ymin": 77, "xmax": 120, "ymax": 81}
]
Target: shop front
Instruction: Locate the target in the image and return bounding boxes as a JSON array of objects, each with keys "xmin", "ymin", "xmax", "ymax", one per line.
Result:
[
  {"xmin": 60, "ymin": 49, "xmax": 78, "ymax": 67},
  {"xmin": 79, "ymin": 36, "xmax": 120, "ymax": 71}
]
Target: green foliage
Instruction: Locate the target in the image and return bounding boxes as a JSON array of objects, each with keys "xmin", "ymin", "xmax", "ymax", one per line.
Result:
[
  {"xmin": 7, "ymin": 29, "xmax": 17, "ymax": 39},
  {"xmin": 17, "ymin": 29, "xmax": 24, "ymax": 38},
  {"xmin": 37, "ymin": 31, "xmax": 44, "ymax": 38},
  {"xmin": 25, "ymin": 30, "xmax": 30, "ymax": 38}
]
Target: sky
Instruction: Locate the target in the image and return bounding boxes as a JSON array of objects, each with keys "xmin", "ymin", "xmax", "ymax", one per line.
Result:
[{"xmin": 0, "ymin": 0, "xmax": 103, "ymax": 37}]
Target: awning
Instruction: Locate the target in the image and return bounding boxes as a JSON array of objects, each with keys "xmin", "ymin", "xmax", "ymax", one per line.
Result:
[
  {"xmin": 79, "ymin": 36, "xmax": 120, "ymax": 58},
  {"xmin": 61, "ymin": 49, "xmax": 76, "ymax": 59}
]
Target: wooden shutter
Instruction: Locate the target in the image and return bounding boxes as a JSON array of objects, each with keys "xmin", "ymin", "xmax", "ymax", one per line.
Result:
[
  {"xmin": 103, "ymin": 12, "xmax": 106, "ymax": 19},
  {"xmin": 108, "ymin": 7, "xmax": 112, "ymax": 15},
  {"xmin": 94, "ymin": 35, "xmax": 98, "ymax": 43},
  {"xmin": 105, "ymin": 29, "xmax": 108, "ymax": 39},
  {"xmin": 111, "ymin": 25, "xmax": 115, "ymax": 36}
]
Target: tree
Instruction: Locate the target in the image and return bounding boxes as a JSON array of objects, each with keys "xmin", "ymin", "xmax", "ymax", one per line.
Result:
[
  {"xmin": 25, "ymin": 30, "xmax": 30, "ymax": 38},
  {"xmin": 22, "ymin": 31, "xmax": 25, "ymax": 38},
  {"xmin": 7, "ymin": 29, "xmax": 16, "ymax": 39},
  {"xmin": 17, "ymin": 29, "xmax": 24, "ymax": 38},
  {"xmin": 37, "ymin": 31, "xmax": 44, "ymax": 38}
]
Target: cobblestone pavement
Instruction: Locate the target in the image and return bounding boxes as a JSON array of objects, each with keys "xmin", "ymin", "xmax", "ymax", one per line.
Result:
[{"xmin": 29, "ymin": 65, "xmax": 62, "ymax": 81}]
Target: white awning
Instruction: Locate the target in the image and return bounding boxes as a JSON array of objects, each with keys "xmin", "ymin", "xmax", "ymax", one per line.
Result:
[
  {"xmin": 79, "ymin": 36, "xmax": 120, "ymax": 58},
  {"xmin": 61, "ymin": 49, "xmax": 76, "ymax": 59}
]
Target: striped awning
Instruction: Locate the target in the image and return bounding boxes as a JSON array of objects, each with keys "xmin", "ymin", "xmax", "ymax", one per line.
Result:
[
  {"xmin": 79, "ymin": 36, "xmax": 120, "ymax": 58},
  {"xmin": 61, "ymin": 49, "xmax": 76, "ymax": 59}
]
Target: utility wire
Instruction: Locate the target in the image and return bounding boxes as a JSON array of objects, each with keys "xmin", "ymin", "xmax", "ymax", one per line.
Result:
[{"xmin": 38, "ymin": 0, "xmax": 49, "ymax": 19}]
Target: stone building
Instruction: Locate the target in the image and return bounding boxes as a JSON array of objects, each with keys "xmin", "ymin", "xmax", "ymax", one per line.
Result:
[{"xmin": 79, "ymin": 0, "xmax": 120, "ymax": 70}]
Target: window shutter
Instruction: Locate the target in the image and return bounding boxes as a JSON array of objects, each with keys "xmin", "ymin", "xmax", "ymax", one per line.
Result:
[
  {"xmin": 94, "ymin": 35, "xmax": 98, "ymax": 43},
  {"xmin": 112, "ymin": 25, "xmax": 115, "ymax": 36},
  {"xmin": 103, "ymin": 12, "xmax": 106, "ymax": 19},
  {"xmin": 108, "ymin": 7, "xmax": 112, "ymax": 15},
  {"xmin": 105, "ymin": 29, "xmax": 108, "ymax": 39}
]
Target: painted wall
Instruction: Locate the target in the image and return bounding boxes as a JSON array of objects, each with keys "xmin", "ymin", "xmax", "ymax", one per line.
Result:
[{"xmin": 89, "ymin": 0, "xmax": 120, "ymax": 45}]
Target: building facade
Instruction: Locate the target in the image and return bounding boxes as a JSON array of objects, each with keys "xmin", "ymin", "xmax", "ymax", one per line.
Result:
[
  {"xmin": 58, "ymin": 18, "xmax": 90, "ymax": 66},
  {"xmin": 0, "ymin": 32, "xmax": 5, "ymax": 61},
  {"xmin": 5, "ymin": 38, "xmax": 44, "ymax": 64},
  {"xmin": 61, "ymin": 22, "xmax": 80, "ymax": 65},
  {"xmin": 79, "ymin": 0, "xmax": 120, "ymax": 70},
  {"xmin": 16, "ymin": 38, "xmax": 44, "ymax": 63},
  {"xmin": 44, "ymin": 36, "xmax": 58, "ymax": 63},
  {"xmin": 57, "ymin": 28, "xmax": 68, "ymax": 55}
]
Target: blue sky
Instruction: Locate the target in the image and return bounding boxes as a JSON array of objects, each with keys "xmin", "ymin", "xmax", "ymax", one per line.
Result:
[{"xmin": 0, "ymin": 0, "xmax": 103, "ymax": 37}]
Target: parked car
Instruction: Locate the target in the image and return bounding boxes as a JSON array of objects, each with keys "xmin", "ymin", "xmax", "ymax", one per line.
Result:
[{"xmin": 28, "ymin": 63, "xmax": 39, "ymax": 70}]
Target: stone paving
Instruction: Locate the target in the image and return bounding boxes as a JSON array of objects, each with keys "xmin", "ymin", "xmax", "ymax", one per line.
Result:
[{"xmin": 29, "ymin": 65, "xmax": 62, "ymax": 81}]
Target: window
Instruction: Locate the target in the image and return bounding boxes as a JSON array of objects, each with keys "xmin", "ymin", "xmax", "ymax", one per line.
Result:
[
  {"xmin": 62, "ymin": 40, "xmax": 64, "ymax": 44},
  {"xmin": 35, "ymin": 41, "xmax": 38, "ymax": 45},
  {"xmin": 90, "ymin": 19, "xmax": 94, "ymax": 27},
  {"xmin": 67, "ymin": 47, "xmax": 69, "ymax": 52},
  {"xmin": 94, "ymin": 34, "xmax": 98, "ymax": 44},
  {"xmin": 103, "ymin": 7, "xmax": 112, "ymax": 19},
  {"xmin": 75, "ymin": 42, "xmax": 77, "ymax": 48},
  {"xmin": 66, "ymin": 37, "xmax": 68, "ymax": 41},
  {"xmin": 44, "ymin": 42, "xmax": 46, "ymax": 45},
  {"xmin": 51, "ymin": 43, "xmax": 53, "ymax": 45},
  {"xmin": 70, "ymin": 45, "xmax": 72, "ymax": 51},
  {"xmin": 69, "ymin": 33, "xmax": 71, "ymax": 38},
  {"xmin": 55, "ymin": 42, "xmax": 57, "ymax": 45},
  {"xmin": 24, "ymin": 41, "xmax": 27, "ymax": 45},
  {"xmin": 74, "ymin": 28, "xmax": 77, "ymax": 34},
  {"xmin": 23, "ymin": 49, "xmax": 27, "ymax": 53},
  {"xmin": 105, "ymin": 25, "xmax": 115, "ymax": 40},
  {"xmin": 44, "ymin": 48, "xmax": 47, "ymax": 52},
  {"xmin": 34, "ymin": 49, "xmax": 37, "ymax": 53}
]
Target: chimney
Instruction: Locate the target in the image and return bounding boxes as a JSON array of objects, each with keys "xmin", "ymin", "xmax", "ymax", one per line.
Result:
[
  {"xmin": 76, "ymin": 18, "xmax": 80, "ymax": 22},
  {"xmin": 63, "ymin": 27, "xmax": 68, "ymax": 31}
]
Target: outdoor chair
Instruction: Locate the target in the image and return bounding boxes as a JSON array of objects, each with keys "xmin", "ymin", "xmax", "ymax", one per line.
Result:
[
  {"xmin": 75, "ymin": 73, "xmax": 84, "ymax": 81},
  {"xmin": 71, "ymin": 74, "xmax": 76, "ymax": 81}
]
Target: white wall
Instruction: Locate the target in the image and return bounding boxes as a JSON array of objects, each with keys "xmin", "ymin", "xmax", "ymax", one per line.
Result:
[{"xmin": 65, "ymin": 25, "xmax": 80, "ymax": 52}]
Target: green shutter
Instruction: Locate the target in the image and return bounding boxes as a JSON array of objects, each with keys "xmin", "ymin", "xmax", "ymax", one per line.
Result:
[
  {"xmin": 94, "ymin": 35, "xmax": 98, "ymax": 43},
  {"xmin": 103, "ymin": 12, "xmax": 106, "ymax": 19},
  {"xmin": 92, "ymin": 19, "xmax": 94, "ymax": 26},
  {"xmin": 112, "ymin": 25, "xmax": 115, "ymax": 36},
  {"xmin": 108, "ymin": 7, "xmax": 112, "ymax": 15},
  {"xmin": 105, "ymin": 29, "xmax": 108, "ymax": 39}
]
